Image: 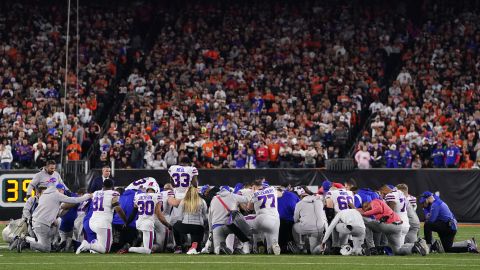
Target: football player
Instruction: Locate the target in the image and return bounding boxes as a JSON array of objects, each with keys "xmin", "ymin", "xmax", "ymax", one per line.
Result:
[
  {"xmin": 168, "ymin": 164, "xmax": 199, "ymax": 199},
  {"xmin": 396, "ymin": 184, "xmax": 420, "ymax": 244},
  {"xmin": 250, "ymin": 179, "xmax": 281, "ymax": 255},
  {"xmin": 379, "ymin": 185, "xmax": 410, "ymax": 244},
  {"xmin": 321, "ymin": 209, "xmax": 366, "ymax": 256},
  {"xmin": 127, "ymin": 185, "xmax": 172, "ymax": 254},
  {"xmin": 76, "ymin": 179, "xmax": 128, "ymax": 254}
]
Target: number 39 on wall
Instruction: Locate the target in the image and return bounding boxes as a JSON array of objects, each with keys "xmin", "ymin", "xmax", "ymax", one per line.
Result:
[{"xmin": 0, "ymin": 174, "xmax": 36, "ymax": 207}]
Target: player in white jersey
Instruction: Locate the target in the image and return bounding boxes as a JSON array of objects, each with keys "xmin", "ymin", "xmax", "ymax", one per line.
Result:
[
  {"xmin": 125, "ymin": 177, "xmax": 160, "ymax": 192},
  {"xmin": 321, "ymin": 209, "xmax": 366, "ymax": 256},
  {"xmin": 76, "ymin": 179, "xmax": 128, "ymax": 254},
  {"xmin": 128, "ymin": 185, "xmax": 171, "ymax": 254},
  {"xmin": 250, "ymin": 179, "xmax": 280, "ymax": 255},
  {"xmin": 324, "ymin": 186, "xmax": 355, "ymax": 250},
  {"xmin": 380, "ymin": 185, "xmax": 410, "ymax": 244},
  {"xmin": 396, "ymin": 184, "xmax": 420, "ymax": 244},
  {"xmin": 325, "ymin": 187, "xmax": 355, "ymax": 214},
  {"xmin": 168, "ymin": 165, "xmax": 199, "ymax": 199}
]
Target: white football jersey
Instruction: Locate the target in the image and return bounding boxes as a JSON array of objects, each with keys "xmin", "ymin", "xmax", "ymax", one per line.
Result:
[
  {"xmin": 160, "ymin": 190, "xmax": 175, "ymax": 216},
  {"xmin": 134, "ymin": 192, "xmax": 162, "ymax": 231},
  {"xmin": 168, "ymin": 165, "xmax": 198, "ymax": 199},
  {"xmin": 325, "ymin": 189, "xmax": 354, "ymax": 213},
  {"xmin": 126, "ymin": 177, "xmax": 160, "ymax": 191},
  {"xmin": 252, "ymin": 186, "xmax": 279, "ymax": 217},
  {"xmin": 76, "ymin": 200, "xmax": 89, "ymax": 219},
  {"xmin": 90, "ymin": 190, "xmax": 119, "ymax": 228},
  {"xmin": 385, "ymin": 190, "xmax": 410, "ymax": 227},
  {"xmin": 407, "ymin": 194, "xmax": 417, "ymax": 211}
]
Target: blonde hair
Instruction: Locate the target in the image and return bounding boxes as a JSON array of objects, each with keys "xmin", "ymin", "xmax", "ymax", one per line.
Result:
[{"xmin": 184, "ymin": 186, "xmax": 202, "ymax": 214}]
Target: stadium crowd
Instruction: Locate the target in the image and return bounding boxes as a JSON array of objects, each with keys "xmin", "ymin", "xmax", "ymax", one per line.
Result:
[
  {"xmin": 95, "ymin": 0, "xmax": 400, "ymax": 169},
  {"xmin": 0, "ymin": 1, "xmax": 134, "ymax": 169},
  {"xmin": 354, "ymin": 1, "xmax": 480, "ymax": 169}
]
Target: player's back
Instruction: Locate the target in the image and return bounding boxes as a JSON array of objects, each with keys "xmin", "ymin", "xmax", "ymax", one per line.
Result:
[
  {"xmin": 160, "ymin": 190, "xmax": 174, "ymax": 216},
  {"xmin": 90, "ymin": 190, "xmax": 119, "ymax": 228},
  {"xmin": 135, "ymin": 192, "xmax": 161, "ymax": 231},
  {"xmin": 168, "ymin": 165, "xmax": 198, "ymax": 199},
  {"xmin": 385, "ymin": 190, "xmax": 409, "ymax": 224},
  {"xmin": 326, "ymin": 189, "xmax": 354, "ymax": 213},
  {"xmin": 252, "ymin": 186, "xmax": 279, "ymax": 217}
]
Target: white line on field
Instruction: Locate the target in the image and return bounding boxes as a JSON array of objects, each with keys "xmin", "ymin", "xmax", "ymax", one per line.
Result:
[{"xmin": 0, "ymin": 261, "xmax": 479, "ymax": 267}]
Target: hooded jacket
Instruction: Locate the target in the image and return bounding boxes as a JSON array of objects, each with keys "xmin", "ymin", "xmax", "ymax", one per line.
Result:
[
  {"xmin": 293, "ymin": 195, "xmax": 328, "ymax": 231},
  {"xmin": 208, "ymin": 189, "xmax": 249, "ymax": 230},
  {"xmin": 32, "ymin": 186, "xmax": 90, "ymax": 226}
]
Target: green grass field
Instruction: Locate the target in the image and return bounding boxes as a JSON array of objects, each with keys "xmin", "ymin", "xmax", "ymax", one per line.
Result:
[{"xmin": 1, "ymin": 224, "xmax": 479, "ymax": 270}]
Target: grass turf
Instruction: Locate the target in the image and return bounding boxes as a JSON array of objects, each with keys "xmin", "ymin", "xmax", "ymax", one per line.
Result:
[{"xmin": 1, "ymin": 225, "xmax": 479, "ymax": 270}]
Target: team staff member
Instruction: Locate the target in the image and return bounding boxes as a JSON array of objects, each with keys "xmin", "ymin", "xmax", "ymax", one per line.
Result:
[
  {"xmin": 18, "ymin": 184, "xmax": 91, "ymax": 252},
  {"xmin": 277, "ymin": 183, "xmax": 300, "ymax": 253},
  {"xmin": 420, "ymin": 191, "xmax": 478, "ymax": 253},
  {"xmin": 208, "ymin": 186, "xmax": 250, "ymax": 255},
  {"xmin": 88, "ymin": 165, "xmax": 115, "ymax": 193},
  {"xmin": 359, "ymin": 199, "xmax": 428, "ymax": 256},
  {"xmin": 27, "ymin": 160, "xmax": 68, "ymax": 196}
]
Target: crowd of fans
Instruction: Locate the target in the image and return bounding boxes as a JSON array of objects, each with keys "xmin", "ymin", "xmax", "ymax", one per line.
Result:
[
  {"xmin": 354, "ymin": 1, "xmax": 480, "ymax": 169},
  {"xmin": 3, "ymin": 0, "xmax": 480, "ymax": 171},
  {"xmin": 95, "ymin": 0, "xmax": 404, "ymax": 169},
  {"xmin": 0, "ymin": 1, "xmax": 135, "ymax": 169}
]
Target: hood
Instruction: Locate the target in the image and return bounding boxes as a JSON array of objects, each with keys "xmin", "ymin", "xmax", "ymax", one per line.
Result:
[
  {"xmin": 301, "ymin": 195, "xmax": 317, "ymax": 203},
  {"xmin": 217, "ymin": 190, "xmax": 231, "ymax": 197},
  {"xmin": 42, "ymin": 186, "xmax": 58, "ymax": 195}
]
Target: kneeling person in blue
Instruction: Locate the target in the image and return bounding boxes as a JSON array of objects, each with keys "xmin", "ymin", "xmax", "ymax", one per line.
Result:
[{"xmin": 420, "ymin": 191, "xmax": 478, "ymax": 253}]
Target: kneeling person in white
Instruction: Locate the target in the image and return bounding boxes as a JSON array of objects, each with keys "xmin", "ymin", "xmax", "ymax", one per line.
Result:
[
  {"xmin": 77, "ymin": 179, "xmax": 127, "ymax": 254},
  {"xmin": 251, "ymin": 180, "xmax": 281, "ymax": 255},
  {"xmin": 322, "ymin": 209, "xmax": 366, "ymax": 255},
  {"xmin": 129, "ymin": 186, "xmax": 171, "ymax": 254}
]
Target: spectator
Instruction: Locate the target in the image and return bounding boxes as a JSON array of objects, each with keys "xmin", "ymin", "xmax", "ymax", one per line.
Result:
[
  {"xmin": 164, "ymin": 145, "xmax": 178, "ymax": 167},
  {"xmin": 234, "ymin": 145, "xmax": 247, "ymax": 169},
  {"xmin": 355, "ymin": 145, "xmax": 371, "ymax": 169},
  {"xmin": 66, "ymin": 137, "xmax": 82, "ymax": 161},
  {"xmin": 0, "ymin": 144, "xmax": 13, "ymax": 169},
  {"xmin": 256, "ymin": 142, "xmax": 269, "ymax": 168}
]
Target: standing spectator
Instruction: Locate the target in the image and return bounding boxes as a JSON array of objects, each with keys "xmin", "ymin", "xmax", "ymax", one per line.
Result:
[
  {"xmin": 267, "ymin": 140, "xmax": 280, "ymax": 168},
  {"xmin": 398, "ymin": 146, "xmax": 412, "ymax": 168},
  {"xmin": 245, "ymin": 148, "xmax": 257, "ymax": 169},
  {"xmin": 411, "ymin": 155, "xmax": 422, "ymax": 169},
  {"xmin": 16, "ymin": 139, "xmax": 34, "ymax": 168},
  {"xmin": 131, "ymin": 142, "xmax": 145, "ymax": 169},
  {"xmin": 66, "ymin": 137, "xmax": 82, "ymax": 161},
  {"xmin": 304, "ymin": 146, "xmax": 317, "ymax": 168},
  {"xmin": 256, "ymin": 142, "xmax": 269, "ymax": 168},
  {"xmin": 234, "ymin": 145, "xmax": 247, "ymax": 168},
  {"xmin": 384, "ymin": 144, "xmax": 400, "ymax": 168},
  {"xmin": 164, "ymin": 144, "xmax": 178, "ymax": 167},
  {"xmin": 431, "ymin": 144, "xmax": 445, "ymax": 168},
  {"xmin": 355, "ymin": 145, "xmax": 371, "ymax": 169},
  {"xmin": 0, "ymin": 144, "xmax": 13, "ymax": 169},
  {"xmin": 444, "ymin": 141, "xmax": 460, "ymax": 168}
]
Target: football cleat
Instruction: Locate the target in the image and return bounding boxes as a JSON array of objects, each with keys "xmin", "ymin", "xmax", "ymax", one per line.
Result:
[
  {"xmin": 219, "ymin": 242, "xmax": 232, "ymax": 255},
  {"xmin": 468, "ymin": 238, "xmax": 479, "ymax": 253},
  {"xmin": 414, "ymin": 241, "xmax": 427, "ymax": 256},
  {"xmin": 272, "ymin": 243, "xmax": 281, "ymax": 255},
  {"xmin": 187, "ymin": 242, "xmax": 199, "ymax": 255},
  {"xmin": 76, "ymin": 240, "xmax": 89, "ymax": 255},
  {"xmin": 432, "ymin": 240, "xmax": 444, "ymax": 253}
]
